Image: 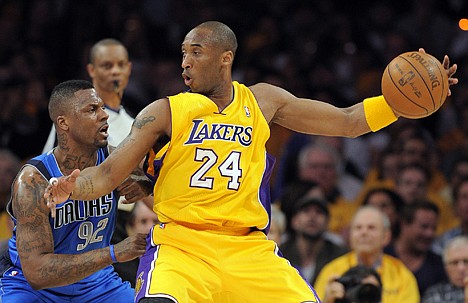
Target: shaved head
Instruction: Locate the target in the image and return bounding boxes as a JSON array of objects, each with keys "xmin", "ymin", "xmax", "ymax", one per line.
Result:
[
  {"xmin": 48, "ymin": 80, "xmax": 94, "ymax": 124},
  {"xmin": 89, "ymin": 38, "xmax": 127, "ymax": 64},
  {"xmin": 193, "ymin": 21, "xmax": 238, "ymax": 56}
]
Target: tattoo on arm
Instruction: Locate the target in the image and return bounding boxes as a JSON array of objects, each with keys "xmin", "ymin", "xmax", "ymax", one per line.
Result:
[
  {"xmin": 76, "ymin": 175, "xmax": 96, "ymax": 201},
  {"xmin": 133, "ymin": 115, "xmax": 155, "ymax": 129},
  {"xmin": 14, "ymin": 170, "xmax": 55, "ymax": 276},
  {"xmin": 13, "ymin": 168, "xmax": 114, "ymax": 289}
]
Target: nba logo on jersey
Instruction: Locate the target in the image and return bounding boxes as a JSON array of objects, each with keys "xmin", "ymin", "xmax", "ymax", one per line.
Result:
[
  {"xmin": 135, "ymin": 271, "xmax": 144, "ymax": 297},
  {"xmin": 244, "ymin": 106, "xmax": 251, "ymax": 117},
  {"xmin": 159, "ymin": 223, "xmax": 166, "ymax": 229}
]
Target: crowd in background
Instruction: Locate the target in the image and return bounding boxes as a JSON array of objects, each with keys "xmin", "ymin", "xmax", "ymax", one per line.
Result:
[
  {"xmin": 0, "ymin": 0, "xmax": 467, "ymax": 160},
  {"xmin": 1, "ymin": 0, "xmax": 468, "ymax": 301}
]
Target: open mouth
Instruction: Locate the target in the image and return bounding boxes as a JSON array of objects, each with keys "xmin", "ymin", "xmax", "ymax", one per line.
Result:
[
  {"xmin": 182, "ymin": 73, "xmax": 193, "ymax": 86},
  {"xmin": 99, "ymin": 124, "xmax": 109, "ymax": 137}
]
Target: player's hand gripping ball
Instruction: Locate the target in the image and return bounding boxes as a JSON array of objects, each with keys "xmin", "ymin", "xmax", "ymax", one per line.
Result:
[{"xmin": 381, "ymin": 51, "xmax": 448, "ymax": 119}]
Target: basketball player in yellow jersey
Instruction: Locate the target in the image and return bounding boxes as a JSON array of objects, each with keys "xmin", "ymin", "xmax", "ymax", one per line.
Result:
[
  {"xmin": 46, "ymin": 21, "xmax": 458, "ymax": 303},
  {"xmin": 154, "ymin": 81, "xmax": 272, "ymax": 230}
]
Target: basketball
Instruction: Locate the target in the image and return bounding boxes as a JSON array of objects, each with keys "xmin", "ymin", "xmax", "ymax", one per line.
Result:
[{"xmin": 381, "ymin": 51, "xmax": 448, "ymax": 119}]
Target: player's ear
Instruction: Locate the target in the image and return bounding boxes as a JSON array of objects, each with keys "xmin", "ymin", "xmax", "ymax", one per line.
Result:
[
  {"xmin": 86, "ymin": 63, "xmax": 95, "ymax": 78},
  {"xmin": 221, "ymin": 50, "xmax": 234, "ymax": 65},
  {"xmin": 56, "ymin": 115, "xmax": 69, "ymax": 131}
]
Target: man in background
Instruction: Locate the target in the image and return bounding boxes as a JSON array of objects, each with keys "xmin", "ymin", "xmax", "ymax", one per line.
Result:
[
  {"xmin": 423, "ymin": 236, "xmax": 468, "ymax": 302},
  {"xmin": 314, "ymin": 205, "xmax": 420, "ymax": 302},
  {"xmin": 43, "ymin": 38, "xmax": 134, "ymax": 151},
  {"xmin": 385, "ymin": 201, "xmax": 447, "ymax": 295},
  {"xmin": 280, "ymin": 196, "xmax": 348, "ymax": 286}
]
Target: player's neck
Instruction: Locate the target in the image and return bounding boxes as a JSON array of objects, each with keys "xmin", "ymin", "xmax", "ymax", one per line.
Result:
[
  {"xmin": 53, "ymin": 146, "xmax": 98, "ymax": 174},
  {"xmin": 209, "ymin": 82, "xmax": 234, "ymax": 112}
]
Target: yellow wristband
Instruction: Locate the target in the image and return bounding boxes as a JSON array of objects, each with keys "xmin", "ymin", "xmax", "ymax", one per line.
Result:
[{"xmin": 363, "ymin": 95, "xmax": 398, "ymax": 132}]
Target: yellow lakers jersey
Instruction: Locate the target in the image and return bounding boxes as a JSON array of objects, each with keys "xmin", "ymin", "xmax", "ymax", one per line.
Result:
[{"xmin": 153, "ymin": 81, "xmax": 274, "ymax": 230}]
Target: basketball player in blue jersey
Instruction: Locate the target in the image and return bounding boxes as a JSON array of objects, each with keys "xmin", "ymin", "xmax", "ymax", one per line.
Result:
[
  {"xmin": 45, "ymin": 22, "xmax": 458, "ymax": 303},
  {"xmin": 0, "ymin": 80, "xmax": 149, "ymax": 303}
]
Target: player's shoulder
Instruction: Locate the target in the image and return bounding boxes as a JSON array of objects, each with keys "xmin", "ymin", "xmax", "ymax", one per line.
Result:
[
  {"xmin": 23, "ymin": 163, "xmax": 48, "ymax": 180},
  {"xmin": 10, "ymin": 164, "xmax": 48, "ymax": 204},
  {"xmin": 138, "ymin": 97, "xmax": 170, "ymax": 117},
  {"xmin": 249, "ymin": 82, "xmax": 277, "ymax": 94},
  {"xmin": 249, "ymin": 82, "xmax": 291, "ymax": 101}
]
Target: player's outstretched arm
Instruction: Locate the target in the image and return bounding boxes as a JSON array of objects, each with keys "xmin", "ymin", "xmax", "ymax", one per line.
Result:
[
  {"xmin": 44, "ymin": 98, "xmax": 171, "ymax": 205},
  {"xmin": 14, "ymin": 166, "xmax": 146, "ymax": 290},
  {"xmin": 252, "ymin": 83, "xmax": 373, "ymax": 137},
  {"xmin": 252, "ymin": 51, "xmax": 458, "ymax": 137}
]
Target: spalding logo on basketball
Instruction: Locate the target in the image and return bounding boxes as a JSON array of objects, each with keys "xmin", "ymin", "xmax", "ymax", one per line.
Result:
[{"xmin": 381, "ymin": 51, "xmax": 448, "ymax": 119}]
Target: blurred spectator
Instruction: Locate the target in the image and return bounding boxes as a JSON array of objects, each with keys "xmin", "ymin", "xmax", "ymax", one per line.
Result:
[
  {"xmin": 315, "ymin": 136, "xmax": 367, "ymax": 193},
  {"xmin": 295, "ymin": 142, "xmax": 360, "ymax": 236},
  {"xmin": 433, "ymin": 177, "xmax": 468, "ymax": 255},
  {"xmin": 437, "ymin": 103, "xmax": 468, "ymax": 168},
  {"xmin": 394, "ymin": 163, "xmax": 458, "ymax": 235},
  {"xmin": 394, "ymin": 163, "xmax": 432, "ymax": 204},
  {"xmin": 441, "ymin": 155, "xmax": 468, "ymax": 202},
  {"xmin": 314, "ymin": 205, "xmax": 420, "ymax": 302},
  {"xmin": 385, "ymin": 201, "xmax": 447, "ymax": 295},
  {"xmin": 423, "ymin": 236, "xmax": 468, "ymax": 303},
  {"xmin": 113, "ymin": 201, "xmax": 159, "ymax": 288},
  {"xmin": 277, "ymin": 180, "xmax": 326, "ymax": 236},
  {"xmin": 0, "ymin": 149, "xmax": 21, "ymax": 242},
  {"xmin": 280, "ymin": 196, "xmax": 348, "ymax": 286},
  {"xmin": 396, "ymin": 126, "xmax": 447, "ymax": 197},
  {"xmin": 361, "ymin": 147, "xmax": 400, "ymax": 191},
  {"xmin": 272, "ymin": 132, "xmax": 366, "ymax": 203},
  {"xmin": 361, "ymin": 187, "xmax": 404, "ymax": 242}
]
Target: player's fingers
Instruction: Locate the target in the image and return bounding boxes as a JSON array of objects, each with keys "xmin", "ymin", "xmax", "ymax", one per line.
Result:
[
  {"xmin": 418, "ymin": 48, "xmax": 426, "ymax": 53},
  {"xmin": 46, "ymin": 194, "xmax": 57, "ymax": 217},
  {"xmin": 117, "ymin": 182, "xmax": 137, "ymax": 196},
  {"xmin": 50, "ymin": 204, "xmax": 56, "ymax": 218},
  {"xmin": 68, "ymin": 169, "xmax": 81, "ymax": 183},
  {"xmin": 449, "ymin": 64, "xmax": 458, "ymax": 78},
  {"xmin": 44, "ymin": 185, "xmax": 52, "ymax": 201},
  {"xmin": 443, "ymin": 55, "xmax": 450, "ymax": 70},
  {"xmin": 125, "ymin": 192, "xmax": 142, "ymax": 203},
  {"xmin": 116, "ymin": 178, "xmax": 132, "ymax": 192}
]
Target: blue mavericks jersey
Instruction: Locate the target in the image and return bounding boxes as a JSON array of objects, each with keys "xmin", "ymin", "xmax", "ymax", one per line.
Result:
[
  {"xmin": 1, "ymin": 148, "xmax": 133, "ymax": 302},
  {"xmin": 9, "ymin": 148, "xmax": 117, "ymax": 267}
]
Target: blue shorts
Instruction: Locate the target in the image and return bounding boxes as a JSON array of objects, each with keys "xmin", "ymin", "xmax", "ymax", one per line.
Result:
[{"xmin": 1, "ymin": 266, "xmax": 134, "ymax": 303}]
